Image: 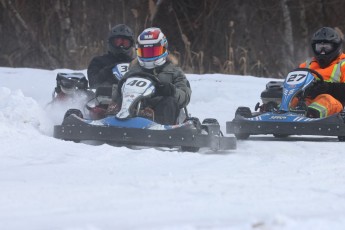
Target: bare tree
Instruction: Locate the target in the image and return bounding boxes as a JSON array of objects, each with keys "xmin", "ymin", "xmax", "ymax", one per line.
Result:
[
  {"xmin": 0, "ymin": 0, "xmax": 59, "ymax": 68},
  {"xmin": 1, "ymin": 0, "xmax": 345, "ymax": 77}
]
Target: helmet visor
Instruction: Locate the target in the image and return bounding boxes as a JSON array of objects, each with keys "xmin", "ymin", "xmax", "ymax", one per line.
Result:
[
  {"xmin": 60, "ymin": 79, "xmax": 76, "ymax": 89},
  {"xmin": 112, "ymin": 37, "xmax": 132, "ymax": 49},
  {"xmin": 315, "ymin": 42, "xmax": 333, "ymax": 54},
  {"xmin": 137, "ymin": 45, "xmax": 166, "ymax": 58},
  {"xmin": 60, "ymin": 78, "xmax": 85, "ymax": 89}
]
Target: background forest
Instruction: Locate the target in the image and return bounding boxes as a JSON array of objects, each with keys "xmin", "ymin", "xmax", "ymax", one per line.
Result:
[{"xmin": 1, "ymin": 0, "xmax": 345, "ymax": 78}]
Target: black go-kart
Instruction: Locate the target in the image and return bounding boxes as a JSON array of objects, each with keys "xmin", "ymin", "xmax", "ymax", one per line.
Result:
[{"xmin": 54, "ymin": 72, "xmax": 236, "ymax": 152}]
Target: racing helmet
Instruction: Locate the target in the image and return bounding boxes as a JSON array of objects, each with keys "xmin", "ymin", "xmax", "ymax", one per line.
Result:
[
  {"xmin": 136, "ymin": 27, "xmax": 168, "ymax": 69},
  {"xmin": 56, "ymin": 73, "xmax": 88, "ymax": 95},
  {"xmin": 311, "ymin": 27, "xmax": 343, "ymax": 68},
  {"xmin": 108, "ymin": 24, "xmax": 134, "ymax": 57}
]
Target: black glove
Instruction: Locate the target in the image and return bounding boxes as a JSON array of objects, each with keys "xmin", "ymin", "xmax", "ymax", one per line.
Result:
[
  {"xmin": 155, "ymin": 82, "xmax": 176, "ymax": 97},
  {"xmin": 328, "ymin": 83, "xmax": 345, "ymax": 105},
  {"xmin": 306, "ymin": 81, "xmax": 330, "ymax": 99},
  {"xmin": 98, "ymin": 64, "xmax": 116, "ymax": 82}
]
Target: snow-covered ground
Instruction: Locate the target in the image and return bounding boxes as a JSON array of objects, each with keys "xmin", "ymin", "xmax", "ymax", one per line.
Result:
[{"xmin": 1, "ymin": 67, "xmax": 345, "ymax": 230}]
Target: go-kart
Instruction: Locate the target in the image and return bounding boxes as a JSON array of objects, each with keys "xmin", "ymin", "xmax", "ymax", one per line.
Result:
[
  {"xmin": 226, "ymin": 68, "xmax": 345, "ymax": 141},
  {"xmin": 54, "ymin": 72, "xmax": 236, "ymax": 152}
]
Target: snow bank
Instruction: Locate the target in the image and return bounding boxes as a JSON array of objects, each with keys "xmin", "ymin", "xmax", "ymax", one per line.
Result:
[{"xmin": 0, "ymin": 87, "xmax": 53, "ymax": 137}]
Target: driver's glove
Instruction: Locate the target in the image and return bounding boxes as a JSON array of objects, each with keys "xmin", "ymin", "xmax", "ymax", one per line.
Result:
[
  {"xmin": 306, "ymin": 81, "xmax": 330, "ymax": 99},
  {"xmin": 155, "ymin": 82, "xmax": 176, "ymax": 97}
]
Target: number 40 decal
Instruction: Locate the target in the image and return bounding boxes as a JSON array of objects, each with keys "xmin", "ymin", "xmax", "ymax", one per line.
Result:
[{"xmin": 127, "ymin": 79, "xmax": 147, "ymax": 87}]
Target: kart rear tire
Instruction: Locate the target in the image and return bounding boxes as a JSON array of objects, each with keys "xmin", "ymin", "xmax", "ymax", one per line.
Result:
[
  {"xmin": 180, "ymin": 146, "xmax": 200, "ymax": 152},
  {"xmin": 273, "ymin": 134, "xmax": 289, "ymax": 138},
  {"xmin": 234, "ymin": 107, "xmax": 251, "ymax": 139},
  {"xmin": 186, "ymin": 117, "xmax": 202, "ymax": 132},
  {"xmin": 338, "ymin": 136, "xmax": 345, "ymax": 142},
  {"xmin": 202, "ymin": 118, "xmax": 219, "ymax": 125},
  {"xmin": 235, "ymin": 107, "xmax": 252, "ymax": 118},
  {"xmin": 235, "ymin": 133, "xmax": 250, "ymax": 140},
  {"xmin": 64, "ymin": 109, "xmax": 83, "ymax": 120},
  {"xmin": 62, "ymin": 109, "xmax": 83, "ymax": 143}
]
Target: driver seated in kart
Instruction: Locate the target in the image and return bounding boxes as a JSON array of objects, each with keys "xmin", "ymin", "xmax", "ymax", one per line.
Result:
[
  {"xmin": 87, "ymin": 24, "xmax": 135, "ymax": 118},
  {"xmin": 293, "ymin": 27, "xmax": 345, "ymax": 118},
  {"xmin": 119, "ymin": 27, "xmax": 192, "ymax": 125}
]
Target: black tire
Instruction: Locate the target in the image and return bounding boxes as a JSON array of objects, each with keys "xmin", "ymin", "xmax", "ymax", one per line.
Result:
[
  {"xmin": 201, "ymin": 118, "xmax": 223, "ymax": 137},
  {"xmin": 234, "ymin": 107, "xmax": 251, "ymax": 139},
  {"xmin": 338, "ymin": 136, "xmax": 345, "ymax": 142},
  {"xmin": 62, "ymin": 109, "xmax": 83, "ymax": 143},
  {"xmin": 235, "ymin": 107, "xmax": 252, "ymax": 118},
  {"xmin": 235, "ymin": 133, "xmax": 250, "ymax": 140},
  {"xmin": 180, "ymin": 146, "xmax": 200, "ymax": 152},
  {"xmin": 181, "ymin": 117, "xmax": 202, "ymax": 152},
  {"xmin": 63, "ymin": 109, "xmax": 83, "ymax": 120},
  {"xmin": 273, "ymin": 134, "xmax": 289, "ymax": 138},
  {"xmin": 202, "ymin": 118, "xmax": 219, "ymax": 125},
  {"xmin": 187, "ymin": 117, "xmax": 202, "ymax": 132}
]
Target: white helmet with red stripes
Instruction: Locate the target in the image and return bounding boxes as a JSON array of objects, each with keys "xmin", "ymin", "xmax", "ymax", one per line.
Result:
[{"xmin": 136, "ymin": 27, "xmax": 168, "ymax": 69}]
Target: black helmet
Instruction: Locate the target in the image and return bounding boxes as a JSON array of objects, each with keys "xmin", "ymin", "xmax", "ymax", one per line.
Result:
[
  {"xmin": 107, "ymin": 24, "xmax": 134, "ymax": 57},
  {"xmin": 56, "ymin": 73, "xmax": 88, "ymax": 95},
  {"xmin": 311, "ymin": 27, "xmax": 343, "ymax": 68}
]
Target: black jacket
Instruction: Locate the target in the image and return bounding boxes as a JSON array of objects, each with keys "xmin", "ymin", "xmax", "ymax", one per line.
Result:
[
  {"xmin": 87, "ymin": 53, "xmax": 133, "ymax": 88},
  {"xmin": 124, "ymin": 57, "xmax": 192, "ymax": 109}
]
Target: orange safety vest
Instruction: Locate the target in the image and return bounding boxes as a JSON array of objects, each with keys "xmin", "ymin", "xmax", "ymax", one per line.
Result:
[
  {"xmin": 297, "ymin": 53, "xmax": 345, "ymax": 117},
  {"xmin": 299, "ymin": 53, "xmax": 345, "ymax": 83}
]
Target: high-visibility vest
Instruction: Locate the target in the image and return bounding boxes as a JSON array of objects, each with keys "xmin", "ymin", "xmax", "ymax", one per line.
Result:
[{"xmin": 304, "ymin": 57, "xmax": 345, "ymax": 83}]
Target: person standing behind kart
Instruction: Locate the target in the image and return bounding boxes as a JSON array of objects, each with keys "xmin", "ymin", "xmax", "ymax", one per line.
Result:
[
  {"xmin": 121, "ymin": 27, "xmax": 191, "ymax": 125},
  {"xmin": 298, "ymin": 27, "xmax": 345, "ymax": 118}
]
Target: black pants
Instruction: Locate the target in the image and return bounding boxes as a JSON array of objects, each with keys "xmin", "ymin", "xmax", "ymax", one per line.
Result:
[{"xmin": 148, "ymin": 97, "xmax": 179, "ymax": 125}]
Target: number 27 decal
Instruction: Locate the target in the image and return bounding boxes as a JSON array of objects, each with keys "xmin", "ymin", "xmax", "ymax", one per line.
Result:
[{"xmin": 287, "ymin": 73, "xmax": 306, "ymax": 82}]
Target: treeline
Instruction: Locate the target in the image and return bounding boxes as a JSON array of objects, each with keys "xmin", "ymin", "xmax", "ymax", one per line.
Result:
[{"xmin": 1, "ymin": 0, "xmax": 345, "ymax": 78}]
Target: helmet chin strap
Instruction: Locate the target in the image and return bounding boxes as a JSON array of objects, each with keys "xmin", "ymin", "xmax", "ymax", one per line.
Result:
[
  {"xmin": 154, "ymin": 56, "xmax": 167, "ymax": 66},
  {"xmin": 138, "ymin": 56, "xmax": 167, "ymax": 69},
  {"xmin": 317, "ymin": 58, "xmax": 328, "ymax": 68}
]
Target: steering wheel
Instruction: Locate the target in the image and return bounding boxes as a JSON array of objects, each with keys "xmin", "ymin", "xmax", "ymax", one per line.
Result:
[
  {"xmin": 117, "ymin": 71, "xmax": 161, "ymax": 91},
  {"xmin": 290, "ymin": 68, "xmax": 326, "ymax": 102}
]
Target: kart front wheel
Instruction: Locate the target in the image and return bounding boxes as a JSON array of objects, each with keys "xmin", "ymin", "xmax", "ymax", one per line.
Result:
[{"xmin": 338, "ymin": 136, "xmax": 345, "ymax": 142}]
